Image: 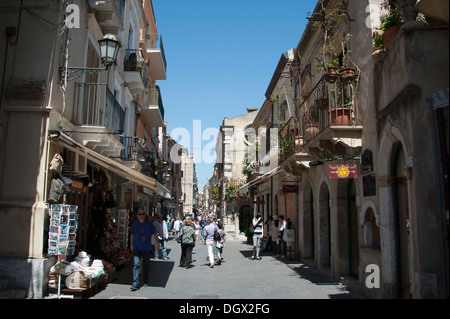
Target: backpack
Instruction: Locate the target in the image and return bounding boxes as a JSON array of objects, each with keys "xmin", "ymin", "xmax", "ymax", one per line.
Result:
[{"xmin": 214, "ymin": 227, "xmax": 221, "ymax": 242}]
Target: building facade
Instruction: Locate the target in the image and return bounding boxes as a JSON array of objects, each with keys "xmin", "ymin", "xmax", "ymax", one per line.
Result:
[
  {"xmin": 237, "ymin": 0, "xmax": 448, "ymax": 298},
  {"xmin": 0, "ymin": 0, "xmax": 177, "ymax": 298},
  {"xmin": 213, "ymin": 109, "xmax": 258, "ymax": 238}
]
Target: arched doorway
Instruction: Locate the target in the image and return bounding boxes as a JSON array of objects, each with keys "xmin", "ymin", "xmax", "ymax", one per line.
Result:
[
  {"xmin": 239, "ymin": 205, "xmax": 253, "ymax": 233},
  {"xmin": 392, "ymin": 142, "xmax": 411, "ymax": 299},
  {"xmin": 319, "ymin": 182, "xmax": 331, "ymax": 269},
  {"xmin": 348, "ymin": 179, "xmax": 359, "ymax": 279},
  {"xmin": 303, "ymin": 181, "xmax": 315, "ymax": 260}
]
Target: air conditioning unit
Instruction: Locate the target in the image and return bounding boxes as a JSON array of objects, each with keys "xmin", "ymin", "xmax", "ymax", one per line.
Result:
[
  {"xmin": 66, "ymin": 150, "xmax": 87, "ymax": 176},
  {"xmin": 74, "ymin": 153, "xmax": 87, "ymax": 175}
]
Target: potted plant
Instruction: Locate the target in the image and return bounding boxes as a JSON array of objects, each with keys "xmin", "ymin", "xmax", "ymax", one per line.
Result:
[
  {"xmin": 379, "ymin": 5, "xmax": 403, "ymax": 51},
  {"xmin": 371, "ymin": 30, "xmax": 384, "ymax": 63},
  {"xmin": 329, "ymin": 86, "xmax": 352, "ymax": 125},
  {"xmin": 310, "ymin": 1, "xmax": 352, "ymax": 83},
  {"xmin": 339, "ymin": 67, "xmax": 356, "ymax": 84},
  {"xmin": 371, "ymin": 30, "xmax": 384, "ymax": 51},
  {"xmin": 316, "ymin": 96, "xmax": 329, "ymax": 110},
  {"xmin": 304, "ymin": 120, "xmax": 320, "ymax": 141},
  {"xmin": 278, "ymin": 134, "xmax": 295, "ymax": 159}
]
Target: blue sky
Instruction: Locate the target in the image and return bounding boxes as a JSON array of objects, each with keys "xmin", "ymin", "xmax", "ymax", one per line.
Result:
[{"xmin": 152, "ymin": 0, "xmax": 316, "ymax": 190}]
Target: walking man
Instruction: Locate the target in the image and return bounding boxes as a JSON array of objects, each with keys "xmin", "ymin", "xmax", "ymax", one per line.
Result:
[
  {"xmin": 154, "ymin": 213, "xmax": 169, "ymax": 260},
  {"xmin": 130, "ymin": 209, "xmax": 157, "ymax": 291}
]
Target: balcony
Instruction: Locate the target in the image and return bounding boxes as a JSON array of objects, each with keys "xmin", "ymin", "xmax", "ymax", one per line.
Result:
[
  {"xmin": 124, "ymin": 49, "xmax": 149, "ymax": 95},
  {"xmin": 87, "ymin": 0, "xmax": 125, "ymax": 35},
  {"xmin": 71, "ymin": 83, "xmax": 125, "ymax": 157},
  {"xmin": 144, "ymin": 33, "xmax": 167, "ymax": 80},
  {"xmin": 277, "ymin": 117, "xmax": 314, "ymax": 175},
  {"xmin": 298, "ymin": 74, "xmax": 362, "ymax": 160},
  {"xmin": 141, "ymin": 87, "xmax": 165, "ymax": 127}
]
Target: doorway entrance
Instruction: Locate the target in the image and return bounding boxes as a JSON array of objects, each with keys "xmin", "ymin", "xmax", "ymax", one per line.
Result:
[
  {"xmin": 392, "ymin": 142, "xmax": 412, "ymax": 299},
  {"xmin": 239, "ymin": 205, "xmax": 253, "ymax": 233}
]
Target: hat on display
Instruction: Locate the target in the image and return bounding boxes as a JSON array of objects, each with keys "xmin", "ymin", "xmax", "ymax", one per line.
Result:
[
  {"xmin": 91, "ymin": 260, "xmax": 104, "ymax": 268},
  {"xmin": 75, "ymin": 251, "xmax": 90, "ymax": 266}
]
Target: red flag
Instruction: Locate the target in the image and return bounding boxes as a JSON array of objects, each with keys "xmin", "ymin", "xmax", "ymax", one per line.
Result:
[{"xmin": 329, "ymin": 164, "xmax": 358, "ymax": 179}]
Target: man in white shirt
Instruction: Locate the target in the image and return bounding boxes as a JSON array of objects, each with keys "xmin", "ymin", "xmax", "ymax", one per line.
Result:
[{"xmin": 173, "ymin": 218, "xmax": 181, "ymax": 240}]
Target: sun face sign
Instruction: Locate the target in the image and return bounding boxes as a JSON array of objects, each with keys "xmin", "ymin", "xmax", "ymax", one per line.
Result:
[{"xmin": 329, "ymin": 164, "xmax": 358, "ymax": 179}]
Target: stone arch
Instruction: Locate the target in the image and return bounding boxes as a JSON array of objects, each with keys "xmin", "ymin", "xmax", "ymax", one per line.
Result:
[
  {"xmin": 318, "ymin": 181, "xmax": 331, "ymax": 269},
  {"xmin": 378, "ymin": 124, "xmax": 413, "ymax": 298},
  {"xmin": 302, "ymin": 177, "xmax": 315, "ymax": 260}
]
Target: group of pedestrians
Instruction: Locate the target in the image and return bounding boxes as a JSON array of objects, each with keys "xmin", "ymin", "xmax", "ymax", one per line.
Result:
[
  {"xmin": 178, "ymin": 216, "xmax": 226, "ymax": 269},
  {"xmin": 129, "ymin": 208, "xmax": 289, "ymax": 291},
  {"xmin": 251, "ymin": 214, "xmax": 288, "ymax": 260},
  {"xmin": 129, "ymin": 210, "xmax": 227, "ymax": 290}
]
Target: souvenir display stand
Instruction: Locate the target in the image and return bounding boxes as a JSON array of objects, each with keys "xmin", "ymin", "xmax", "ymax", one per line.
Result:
[{"xmin": 47, "ymin": 200, "xmax": 79, "ymax": 299}]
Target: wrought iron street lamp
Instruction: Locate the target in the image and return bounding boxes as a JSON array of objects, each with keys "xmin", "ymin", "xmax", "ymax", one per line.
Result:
[{"xmin": 60, "ymin": 34, "xmax": 121, "ymax": 82}]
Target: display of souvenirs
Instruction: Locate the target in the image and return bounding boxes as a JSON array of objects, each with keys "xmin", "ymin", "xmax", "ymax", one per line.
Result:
[{"xmin": 48, "ymin": 204, "xmax": 79, "ymax": 256}]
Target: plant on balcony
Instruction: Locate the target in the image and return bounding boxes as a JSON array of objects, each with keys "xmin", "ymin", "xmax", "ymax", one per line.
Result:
[
  {"xmin": 278, "ymin": 133, "xmax": 295, "ymax": 157},
  {"xmin": 210, "ymin": 186, "xmax": 220, "ymax": 200},
  {"xmin": 309, "ymin": 0, "xmax": 353, "ymax": 83},
  {"xmin": 136, "ymin": 55, "xmax": 147, "ymax": 70},
  {"xmin": 225, "ymin": 181, "xmax": 238, "ymax": 201},
  {"xmin": 242, "ymin": 156, "xmax": 251, "ymax": 179},
  {"xmin": 242, "ymin": 155, "xmax": 259, "ymax": 180},
  {"xmin": 377, "ymin": 1, "xmax": 403, "ymax": 51},
  {"xmin": 316, "ymin": 96, "xmax": 329, "ymax": 111},
  {"xmin": 339, "ymin": 67, "xmax": 356, "ymax": 84},
  {"xmin": 329, "ymin": 86, "xmax": 352, "ymax": 125},
  {"xmin": 371, "ymin": 30, "xmax": 384, "ymax": 51}
]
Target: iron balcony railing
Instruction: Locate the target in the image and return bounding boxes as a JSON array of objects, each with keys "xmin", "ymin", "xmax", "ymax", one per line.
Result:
[
  {"xmin": 278, "ymin": 117, "xmax": 303, "ymax": 162},
  {"xmin": 73, "ymin": 83, "xmax": 125, "ymax": 134},
  {"xmin": 298, "ymin": 74, "xmax": 360, "ymax": 145},
  {"xmin": 124, "ymin": 49, "xmax": 150, "ymax": 87},
  {"xmin": 276, "ymin": 74, "xmax": 360, "ymax": 163},
  {"xmin": 143, "ymin": 87, "xmax": 165, "ymax": 120},
  {"xmin": 145, "ymin": 33, "xmax": 167, "ymax": 72}
]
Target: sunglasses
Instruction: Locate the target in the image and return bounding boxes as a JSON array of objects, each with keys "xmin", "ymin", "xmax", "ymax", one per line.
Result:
[{"xmin": 138, "ymin": 213, "xmax": 145, "ymax": 216}]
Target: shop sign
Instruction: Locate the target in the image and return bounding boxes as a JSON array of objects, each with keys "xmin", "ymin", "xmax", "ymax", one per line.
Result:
[
  {"xmin": 361, "ymin": 149, "xmax": 374, "ymax": 174},
  {"xmin": 329, "ymin": 164, "xmax": 357, "ymax": 179},
  {"xmin": 363, "ymin": 174, "xmax": 376, "ymax": 196},
  {"xmin": 282, "ymin": 185, "xmax": 299, "ymax": 193}
]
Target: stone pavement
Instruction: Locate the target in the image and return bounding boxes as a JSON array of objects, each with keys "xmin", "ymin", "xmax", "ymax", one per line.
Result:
[{"xmin": 90, "ymin": 236, "xmax": 365, "ymax": 299}]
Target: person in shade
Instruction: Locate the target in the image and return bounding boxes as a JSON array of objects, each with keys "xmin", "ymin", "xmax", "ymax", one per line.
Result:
[
  {"xmin": 251, "ymin": 213, "xmax": 264, "ymax": 260},
  {"xmin": 130, "ymin": 209, "xmax": 157, "ymax": 291}
]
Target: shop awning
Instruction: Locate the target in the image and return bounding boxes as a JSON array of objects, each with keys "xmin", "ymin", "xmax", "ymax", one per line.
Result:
[
  {"xmin": 53, "ymin": 132, "xmax": 157, "ymax": 193},
  {"xmin": 239, "ymin": 166, "xmax": 281, "ymax": 195},
  {"xmin": 156, "ymin": 181, "xmax": 171, "ymax": 199}
]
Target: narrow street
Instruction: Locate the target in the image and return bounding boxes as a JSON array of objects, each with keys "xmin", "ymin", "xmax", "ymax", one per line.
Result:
[{"xmin": 90, "ymin": 236, "xmax": 365, "ymax": 300}]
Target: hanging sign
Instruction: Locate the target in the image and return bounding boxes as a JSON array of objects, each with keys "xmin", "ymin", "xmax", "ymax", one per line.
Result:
[
  {"xmin": 329, "ymin": 164, "xmax": 357, "ymax": 179},
  {"xmin": 282, "ymin": 185, "xmax": 299, "ymax": 193}
]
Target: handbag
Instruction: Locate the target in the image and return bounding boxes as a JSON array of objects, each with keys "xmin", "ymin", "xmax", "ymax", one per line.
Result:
[{"xmin": 177, "ymin": 229, "xmax": 183, "ymax": 243}]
